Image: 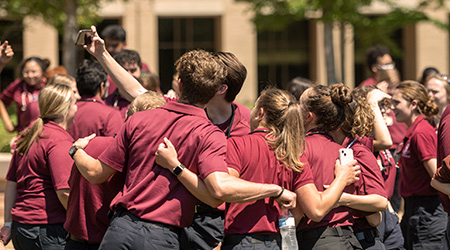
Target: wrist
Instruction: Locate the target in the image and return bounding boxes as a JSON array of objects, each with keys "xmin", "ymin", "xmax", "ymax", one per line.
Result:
[
  {"xmin": 171, "ymin": 163, "xmax": 185, "ymax": 177},
  {"xmin": 272, "ymin": 186, "xmax": 284, "ymax": 199}
]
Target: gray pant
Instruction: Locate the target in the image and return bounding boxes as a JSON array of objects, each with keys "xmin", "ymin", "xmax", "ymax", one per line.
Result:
[{"xmin": 11, "ymin": 221, "xmax": 67, "ymax": 250}]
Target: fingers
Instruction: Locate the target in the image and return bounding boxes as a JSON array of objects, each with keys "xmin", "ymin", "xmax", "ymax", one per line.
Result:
[
  {"xmin": 87, "ymin": 133, "xmax": 96, "ymax": 140},
  {"xmin": 163, "ymin": 137, "xmax": 174, "ymax": 149}
]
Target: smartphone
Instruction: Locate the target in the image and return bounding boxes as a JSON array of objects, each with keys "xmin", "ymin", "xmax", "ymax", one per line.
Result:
[
  {"xmin": 75, "ymin": 29, "xmax": 94, "ymax": 46},
  {"xmin": 339, "ymin": 148, "xmax": 354, "ymax": 166}
]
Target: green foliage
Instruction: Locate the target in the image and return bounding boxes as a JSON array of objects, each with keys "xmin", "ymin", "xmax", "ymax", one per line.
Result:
[{"xmin": 0, "ymin": 105, "xmax": 17, "ymax": 152}]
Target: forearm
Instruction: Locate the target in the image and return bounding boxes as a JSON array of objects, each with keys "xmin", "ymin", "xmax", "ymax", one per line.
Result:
[
  {"xmin": 73, "ymin": 149, "xmax": 113, "ymax": 184},
  {"xmin": 56, "ymin": 188, "xmax": 69, "ymax": 209},
  {"xmin": 339, "ymin": 193, "xmax": 388, "ymax": 212},
  {"xmin": 0, "ymin": 101, "xmax": 14, "ymax": 132},
  {"xmin": 365, "ymin": 212, "xmax": 382, "ymax": 227},
  {"xmin": 431, "ymin": 178, "xmax": 450, "ymax": 195},
  {"xmin": 97, "ymin": 52, "xmax": 146, "ymax": 101},
  {"xmin": 372, "ymin": 105, "xmax": 392, "ymax": 151},
  {"xmin": 4, "ymin": 181, "xmax": 16, "ymax": 223},
  {"xmin": 205, "ymin": 172, "xmax": 282, "ymax": 203}
]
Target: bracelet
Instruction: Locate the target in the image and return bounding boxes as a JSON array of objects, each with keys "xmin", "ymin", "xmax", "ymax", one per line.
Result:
[
  {"xmin": 272, "ymin": 186, "xmax": 284, "ymax": 199},
  {"xmin": 3, "ymin": 222, "xmax": 11, "ymax": 227}
]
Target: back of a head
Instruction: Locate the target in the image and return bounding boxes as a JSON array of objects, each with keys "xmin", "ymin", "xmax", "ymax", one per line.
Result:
[
  {"xmin": 76, "ymin": 60, "xmax": 107, "ymax": 96},
  {"xmin": 16, "ymin": 84, "xmax": 73, "ymax": 155},
  {"xmin": 285, "ymin": 77, "xmax": 313, "ymax": 101},
  {"xmin": 175, "ymin": 50, "xmax": 227, "ymax": 105},
  {"xmin": 257, "ymin": 87, "xmax": 304, "ymax": 172},
  {"xmin": 100, "ymin": 25, "xmax": 126, "ymax": 42},
  {"xmin": 47, "ymin": 74, "xmax": 76, "ymax": 87},
  {"xmin": 46, "ymin": 66, "xmax": 68, "ymax": 80},
  {"xmin": 366, "ymin": 45, "xmax": 390, "ymax": 70},
  {"xmin": 303, "ymin": 83, "xmax": 352, "ymax": 132},
  {"xmin": 215, "ymin": 52, "xmax": 247, "ymax": 102},
  {"xmin": 126, "ymin": 91, "xmax": 166, "ymax": 120},
  {"xmin": 341, "ymin": 85, "xmax": 376, "ymax": 138},
  {"xmin": 397, "ymin": 80, "xmax": 439, "ymax": 123},
  {"xmin": 114, "ymin": 49, "xmax": 142, "ymax": 69},
  {"xmin": 420, "ymin": 67, "xmax": 439, "ymax": 84}
]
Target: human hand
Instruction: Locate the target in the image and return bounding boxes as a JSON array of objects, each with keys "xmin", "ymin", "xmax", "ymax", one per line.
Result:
[
  {"xmin": 0, "ymin": 41, "xmax": 14, "ymax": 66},
  {"xmin": 73, "ymin": 133, "xmax": 96, "ymax": 150},
  {"xmin": 155, "ymin": 137, "xmax": 180, "ymax": 171},
  {"xmin": 0, "ymin": 224, "xmax": 11, "ymax": 245},
  {"xmin": 83, "ymin": 26, "xmax": 107, "ymax": 59},
  {"xmin": 367, "ymin": 89, "xmax": 391, "ymax": 107},
  {"xmin": 334, "ymin": 159, "xmax": 360, "ymax": 186},
  {"xmin": 275, "ymin": 188, "xmax": 297, "ymax": 209}
]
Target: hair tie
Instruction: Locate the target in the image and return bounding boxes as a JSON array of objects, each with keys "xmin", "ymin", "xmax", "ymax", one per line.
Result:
[{"xmin": 288, "ymin": 101, "xmax": 297, "ymax": 107}]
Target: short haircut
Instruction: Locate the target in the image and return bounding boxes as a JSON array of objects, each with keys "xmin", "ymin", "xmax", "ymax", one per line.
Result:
[
  {"xmin": 114, "ymin": 49, "xmax": 142, "ymax": 69},
  {"xmin": 125, "ymin": 91, "xmax": 166, "ymax": 121},
  {"xmin": 366, "ymin": 45, "xmax": 390, "ymax": 69},
  {"xmin": 285, "ymin": 76, "xmax": 313, "ymax": 101},
  {"xmin": 215, "ymin": 52, "xmax": 247, "ymax": 102},
  {"xmin": 175, "ymin": 50, "xmax": 227, "ymax": 105},
  {"xmin": 101, "ymin": 25, "xmax": 126, "ymax": 42},
  {"xmin": 76, "ymin": 60, "xmax": 107, "ymax": 96}
]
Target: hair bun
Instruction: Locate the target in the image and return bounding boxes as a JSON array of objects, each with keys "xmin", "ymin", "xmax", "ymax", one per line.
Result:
[{"xmin": 330, "ymin": 83, "xmax": 352, "ymax": 107}]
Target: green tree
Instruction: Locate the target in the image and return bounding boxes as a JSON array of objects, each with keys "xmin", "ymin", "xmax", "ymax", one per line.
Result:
[
  {"xmin": 0, "ymin": 0, "xmax": 106, "ymax": 75},
  {"xmin": 240, "ymin": 0, "xmax": 448, "ymax": 85}
]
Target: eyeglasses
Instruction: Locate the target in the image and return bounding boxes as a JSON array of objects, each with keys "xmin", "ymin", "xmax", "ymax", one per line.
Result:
[
  {"xmin": 376, "ymin": 63, "xmax": 395, "ymax": 71},
  {"xmin": 432, "ymin": 73, "xmax": 450, "ymax": 85}
]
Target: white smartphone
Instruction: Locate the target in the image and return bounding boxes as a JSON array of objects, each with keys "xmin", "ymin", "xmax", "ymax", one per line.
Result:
[{"xmin": 339, "ymin": 148, "xmax": 354, "ymax": 166}]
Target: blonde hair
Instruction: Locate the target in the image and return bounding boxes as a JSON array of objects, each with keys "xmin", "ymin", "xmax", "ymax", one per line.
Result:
[
  {"xmin": 125, "ymin": 91, "xmax": 166, "ymax": 121},
  {"xmin": 47, "ymin": 74, "xmax": 76, "ymax": 87},
  {"xmin": 257, "ymin": 88, "xmax": 305, "ymax": 172},
  {"xmin": 16, "ymin": 84, "xmax": 73, "ymax": 155},
  {"xmin": 343, "ymin": 85, "xmax": 376, "ymax": 138}
]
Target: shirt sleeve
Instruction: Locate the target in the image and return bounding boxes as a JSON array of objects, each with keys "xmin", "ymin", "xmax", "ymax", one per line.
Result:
[
  {"xmin": 197, "ymin": 129, "xmax": 228, "ymax": 179},
  {"xmin": 98, "ymin": 121, "xmax": 129, "ymax": 172},
  {"xmin": 412, "ymin": 130, "xmax": 437, "ymax": 162},
  {"xmin": 226, "ymin": 137, "xmax": 243, "ymax": 173},
  {"xmin": 104, "ymin": 109, "xmax": 124, "ymax": 137},
  {"xmin": 5, "ymin": 152, "xmax": 21, "ymax": 182},
  {"xmin": 47, "ymin": 140, "xmax": 73, "ymax": 190},
  {"xmin": 0, "ymin": 80, "xmax": 19, "ymax": 106},
  {"xmin": 355, "ymin": 146, "xmax": 387, "ymax": 198},
  {"xmin": 293, "ymin": 156, "xmax": 314, "ymax": 191}
]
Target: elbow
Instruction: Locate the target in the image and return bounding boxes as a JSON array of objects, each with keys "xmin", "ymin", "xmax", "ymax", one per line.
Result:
[
  {"xmin": 208, "ymin": 200, "xmax": 224, "ymax": 208},
  {"xmin": 431, "ymin": 178, "xmax": 438, "ymax": 190},
  {"xmin": 307, "ymin": 208, "xmax": 327, "ymax": 222},
  {"xmin": 84, "ymin": 170, "xmax": 107, "ymax": 185}
]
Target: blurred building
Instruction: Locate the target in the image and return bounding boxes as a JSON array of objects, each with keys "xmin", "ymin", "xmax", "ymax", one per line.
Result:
[{"xmin": 0, "ymin": 0, "xmax": 448, "ymax": 104}]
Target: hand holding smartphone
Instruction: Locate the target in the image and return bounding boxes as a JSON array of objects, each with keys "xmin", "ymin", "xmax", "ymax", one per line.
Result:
[
  {"xmin": 75, "ymin": 29, "xmax": 94, "ymax": 46},
  {"xmin": 339, "ymin": 148, "xmax": 354, "ymax": 166}
]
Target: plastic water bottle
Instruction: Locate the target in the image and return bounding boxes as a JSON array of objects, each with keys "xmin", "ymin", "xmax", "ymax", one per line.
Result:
[{"xmin": 279, "ymin": 209, "xmax": 298, "ymax": 250}]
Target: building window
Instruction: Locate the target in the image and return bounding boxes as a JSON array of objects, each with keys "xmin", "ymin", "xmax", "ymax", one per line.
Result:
[
  {"xmin": 158, "ymin": 17, "xmax": 218, "ymax": 93},
  {"xmin": 257, "ymin": 20, "xmax": 309, "ymax": 92}
]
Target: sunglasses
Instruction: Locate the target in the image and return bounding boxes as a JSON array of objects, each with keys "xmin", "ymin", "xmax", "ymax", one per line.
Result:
[
  {"xmin": 376, "ymin": 63, "xmax": 395, "ymax": 71},
  {"xmin": 432, "ymin": 73, "xmax": 450, "ymax": 85}
]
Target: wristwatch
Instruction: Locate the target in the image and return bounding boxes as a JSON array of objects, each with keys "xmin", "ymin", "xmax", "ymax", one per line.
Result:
[
  {"xmin": 172, "ymin": 163, "xmax": 185, "ymax": 176},
  {"xmin": 69, "ymin": 145, "xmax": 79, "ymax": 159}
]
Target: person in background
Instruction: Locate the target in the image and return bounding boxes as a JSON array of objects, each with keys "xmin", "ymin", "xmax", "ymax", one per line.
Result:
[
  {"xmin": 46, "ymin": 65, "xmax": 68, "ymax": 80},
  {"xmin": 393, "ymin": 81, "xmax": 446, "ymax": 249},
  {"xmin": 420, "ymin": 67, "xmax": 439, "ymax": 85},
  {"xmin": 1, "ymin": 84, "xmax": 77, "ymax": 249},
  {"xmin": 425, "ymin": 73, "xmax": 450, "ymax": 120},
  {"xmin": 141, "ymin": 71, "xmax": 162, "ymax": 94},
  {"xmin": 360, "ymin": 45, "xmax": 395, "ymax": 87},
  {"xmin": 105, "ymin": 49, "xmax": 144, "ymax": 119},
  {"xmin": 67, "ymin": 60, "xmax": 122, "ymax": 140},
  {"xmin": 284, "ymin": 76, "xmax": 313, "ymax": 101},
  {"xmin": 64, "ymin": 91, "xmax": 165, "ymax": 250},
  {"xmin": 0, "ymin": 56, "xmax": 49, "ymax": 133},
  {"xmin": 0, "ymin": 41, "xmax": 14, "ymax": 74},
  {"xmin": 47, "ymin": 74, "xmax": 81, "ymax": 101}
]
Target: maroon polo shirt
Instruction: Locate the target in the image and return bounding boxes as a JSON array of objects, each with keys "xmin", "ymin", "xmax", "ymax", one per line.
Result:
[
  {"xmin": 215, "ymin": 102, "xmax": 251, "ymax": 138},
  {"xmin": 298, "ymin": 131, "xmax": 356, "ymax": 230},
  {"xmin": 98, "ymin": 101, "xmax": 228, "ymax": 228},
  {"xmin": 378, "ymin": 149, "xmax": 397, "ymax": 199},
  {"xmin": 343, "ymin": 137, "xmax": 387, "ymax": 230},
  {"xmin": 387, "ymin": 111, "xmax": 408, "ymax": 150},
  {"xmin": 0, "ymin": 79, "xmax": 43, "ymax": 132},
  {"xmin": 105, "ymin": 89, "xmax": 131, "ymax": 120},
  {"xmin": 6, "ymin": 121, "xmax": 73, "ymax": 224},
  {"xmin": 64, "ymin": 136, "xmax": 125, "ymax": 243},
  {"xmin": 360, "ymin": 77, "xmax": 377, "ymax": 86},
  {"xmin": 399, "ymin": 115, "xmax": 437, "ymax": 197},
  {"xmin": 436, "ymin": 105, "xmax": 450, "ymax": 212},
  {"xmin": 67, "ymin": 96, "xmax": 123, "ymax": 140},
  {"xmin": 224, "ymin": 130, "xmax": 313, "ymax": 235}
]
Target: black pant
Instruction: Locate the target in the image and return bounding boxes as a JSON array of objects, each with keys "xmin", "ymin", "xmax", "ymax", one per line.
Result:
[
  {"xmin": 401, "ymin": 195, "xmax": 447, "ymax": 250},
  {"xmin": 354, "ymin": 227, "xmax": 386, "ymax": 250},
  {"xmin": 297, "ymin": 226, "xmax": 363, "ymax": 250},
  {"xmin": 180, "ymin": 205, "xmax": 224, "ymax": 250},
  {"xmin": 65, "ymin": 237, "xmax": 100, "ymax": 250},
  {"xmin": 98, "ymin": 209, "xmax": 181, "ymax": 250},
  {"xmin": 222, "ymin": 234, "xmax": 281, "ymax": 250},
  {"xmin": 11, "ymin": 221, "xmax": 67, "ymax": 250}
]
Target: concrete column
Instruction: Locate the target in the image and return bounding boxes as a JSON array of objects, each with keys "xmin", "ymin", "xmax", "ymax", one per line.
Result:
[
  {"xmin": 310, "ymin": 20, "xmax": 327, "ymax": 85},
  {"xmin": 23, "ymin": 16, "xmax": 58, "ymax": 68},
  {"xmin": 221, "ymin": 0, "xmax": 257, "ymax": 105}
]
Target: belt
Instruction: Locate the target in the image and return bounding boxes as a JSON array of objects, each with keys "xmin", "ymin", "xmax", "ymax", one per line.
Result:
[
  {"xmin": 224, "ymin": 234, "xmax": 281, "ymax": 245},
  {"xmin": 70, "ymin": 234, "xmax": 88, "ymax": 243},
  {"xmin": 115, "ymin": 209, "xmax": 181, "ymax": 233},
  {"xmin": 297, "ymin": 226, "xmax": 354, "ymax": 240},
  {"xmin": 354, "ymin": 228, "xmax": 379, "ymax": 241},
  {"xmin": 194, "ymin": 204, "xmax": 224, "ymax": 215}
]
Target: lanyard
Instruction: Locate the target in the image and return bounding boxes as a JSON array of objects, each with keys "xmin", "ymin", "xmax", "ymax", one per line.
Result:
[
  {"xmin": 346, "ymin": 138, "xmax": 358, "ymax": 149},
  {"xmin": 224, "ymin": 104, "xmax": 235, "ymax": 139},
  {"xmin": 249, "ymin": 129, "xmax": 271, "ymax": 135}
]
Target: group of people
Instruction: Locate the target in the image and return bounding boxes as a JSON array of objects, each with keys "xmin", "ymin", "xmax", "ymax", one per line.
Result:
[{"xmin": 0, "ymin": 24, "xmax": 450, "ymax": 250}]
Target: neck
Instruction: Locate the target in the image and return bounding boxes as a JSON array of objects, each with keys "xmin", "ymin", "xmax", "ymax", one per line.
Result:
[
  {"xmin": 406, "ymin": 113, "xmax": 419, "ymax": 127},
  {"xmin": 328, "ymin": 128, "xmax": 346, "ymax": 145},
  {"xmin": 206, "ymin": 98, "xmax": 233, "ymax": 125},
  {"xmin": 178, "ymin": 98, "xmax": 206, "ymax": 109}
]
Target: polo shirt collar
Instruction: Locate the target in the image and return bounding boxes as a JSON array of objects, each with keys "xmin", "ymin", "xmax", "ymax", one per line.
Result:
[
  {"xmin": 161, "ymin": 101, "xmax": 209, "ymax": 119},
  {"xmin": 405, "ymin": 115, "xmax": 426, "ymax": 138},
  {"xmin": 79, "ymin": 96, "xmax": 105, "ymax": 105}
]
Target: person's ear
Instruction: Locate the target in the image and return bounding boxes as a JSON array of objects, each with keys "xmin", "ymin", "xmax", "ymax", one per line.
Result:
[
  {"xmin": 410, "ymin": 100, "xmax": 419, "ymax": 111},
  {"xmin": 217, "ymin": 84, "xmax": 228, "ymax": 95}
]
